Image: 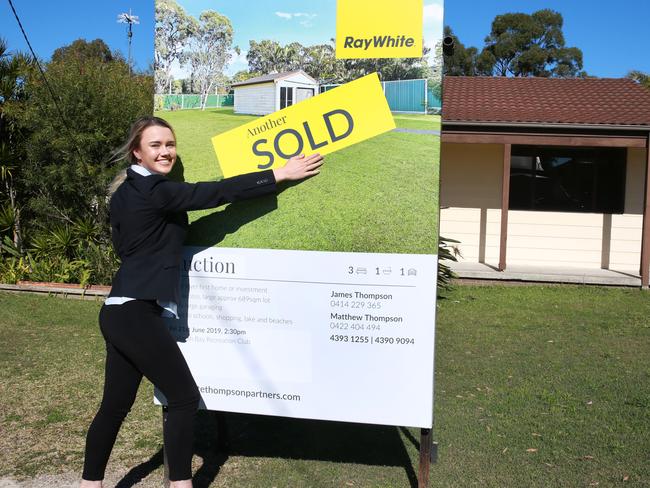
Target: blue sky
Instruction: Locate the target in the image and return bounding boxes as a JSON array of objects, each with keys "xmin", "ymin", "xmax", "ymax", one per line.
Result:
[
  {"xmin": 1, "ymin": 1, "xmax": 648, "ymax": 78},
  {"xmin": 0, "ymin": 0, "xmax": 443, "ymax": 77},
  {"xmin": 0, "ymin": 0, "xmax": 154, "ymax": 71},
  {"xmin": 444, "ymin": 0, "xmax": 650, "ymax": 78}
]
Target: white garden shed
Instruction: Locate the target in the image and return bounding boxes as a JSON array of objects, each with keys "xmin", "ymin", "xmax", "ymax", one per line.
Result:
[{"xmin": 232, "ymin": 70, "xmax": 319, "ymax": 115}]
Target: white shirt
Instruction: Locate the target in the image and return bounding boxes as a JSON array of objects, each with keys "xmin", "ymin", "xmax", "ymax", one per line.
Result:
[{"xmin": 104, "ymin": 164, "xmax": 179, "ymax": 319}]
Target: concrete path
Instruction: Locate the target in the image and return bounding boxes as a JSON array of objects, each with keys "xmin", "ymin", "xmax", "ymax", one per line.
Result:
[
  {"xmin": 0, "ymin": 473, "xmax": 153, "ymax": 488},
  {"xmin": 0, "ymin": 472, "xmax": 156, "ymax": 487},
  {"xmin": 448, "ymin": 261, "xmax": 642, "ymax": 287},
  {"xmin": 392, "ymin": 128, "xmax": 441, "ymax": 135}
]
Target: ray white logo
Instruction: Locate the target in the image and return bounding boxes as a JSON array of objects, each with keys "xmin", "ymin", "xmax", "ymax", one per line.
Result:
[
  {"xmin": 336, "ymin": 0, "xmax": 423, "ymax": 59},
  {"xmin": 343, "ymin": 35, "xmax": 416, "ymax": 50}
]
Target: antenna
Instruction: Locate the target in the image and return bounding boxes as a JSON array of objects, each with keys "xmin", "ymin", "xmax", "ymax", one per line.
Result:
[{"xmin": 117, "ymin": 9, "xmax": 140, "ymax": 74}]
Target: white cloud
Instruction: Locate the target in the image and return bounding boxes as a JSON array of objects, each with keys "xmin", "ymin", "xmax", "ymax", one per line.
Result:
[
  {"xmin": 423, "ymin": 2, "xmax": 444, "ymax": 25},
  {"xmin": 227, "ymin": 49, "xmax": 248, "ymax": 76},
  {"xmin": 423, "ymin": 1, "xmax": 444, "ymax": 51},
  {"xmin": 275, "ymin": 12, "xmax": 316, "ymax": 23},
  {"xmin": 170, "ymin": 59, "xmax": 189, "ymax": 79}
]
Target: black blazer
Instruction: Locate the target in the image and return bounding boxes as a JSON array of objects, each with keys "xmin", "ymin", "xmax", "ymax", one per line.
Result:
[{"xmin": 108, "ymin": 167, "xmax": 276, "ymax": 303}]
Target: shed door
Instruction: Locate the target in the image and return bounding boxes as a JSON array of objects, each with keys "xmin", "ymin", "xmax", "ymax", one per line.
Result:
[{"xmin": 296, "ymin": 87, "xmax": 314, "ymax": 104}]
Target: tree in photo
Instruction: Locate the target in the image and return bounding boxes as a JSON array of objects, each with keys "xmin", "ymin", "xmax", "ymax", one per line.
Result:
[
  {"xmin": 303, "ymin": 43, "xmax": 344, "ymax": 83},
  {"xmin": 231, "ymin": 69, "xmax": 262, "ymax": 84},
  {"xmin": 186, "ymin": 11, "xmax": 235, "ymax": 110},
  {"xmin": 155, "ymin": 0, "xmax": 195, "ymax": 94},
  {"xmin": 247, "ymin": 38, "xmax": 431, "ymax": 83},
  {"xmin": 247, "ymin": 40, "xmax": 302, "ymax": 74},
  {"xmin": 428, "ymin": 38, "xmax": 443, "ymax": 103}
]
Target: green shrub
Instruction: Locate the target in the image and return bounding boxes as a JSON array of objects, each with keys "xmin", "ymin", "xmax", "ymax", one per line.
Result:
[{"xmin": 437, "ymin": 236, "xmax": 460, "ymax": 292}]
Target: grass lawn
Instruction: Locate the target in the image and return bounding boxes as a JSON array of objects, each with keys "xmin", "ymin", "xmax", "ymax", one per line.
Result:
[
  {"xmin": 1, "ymin": 285, "xmax": 649, "ymax": 486},
  {"xmin": 392, "ymin": 114, "xmax": 441, "ymax": 131},
  {"xmin": 156, "ymin": 108, "xmax": 439, "ymax": 254}
]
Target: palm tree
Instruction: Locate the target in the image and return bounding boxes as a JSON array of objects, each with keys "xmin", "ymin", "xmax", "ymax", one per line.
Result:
[
  {"xmin": 627, "ymin": 70, "xmax": 650, "ymax": 90},
  {"xmin": 0, "ymin": 38, "xmax": 30, "ymax": 251}
]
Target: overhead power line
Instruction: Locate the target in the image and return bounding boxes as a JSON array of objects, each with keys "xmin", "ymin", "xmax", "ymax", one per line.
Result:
[{"xmin": 6, "ymin": 0, "xmax": 83, "ymax": 159}]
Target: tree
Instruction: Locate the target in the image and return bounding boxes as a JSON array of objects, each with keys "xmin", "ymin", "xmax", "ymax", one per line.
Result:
[
  {"xmin": 155, "ymin": 0, "xmax": 195, "ymax": 94},
  {"xmin": 231, "ymin": 70, "xmax": 262, "ymax": 84},
  {"xmin": 302, "ymin": 44, "xmax": 344, "ymax": 83},
  {"xmin": 185, "ymin": 11, "xmax": 235, "ymax": 110},
  {"xmin": 247, "ymin": 40, "xmax": 345, "ymax": 80},
  {"xmin": 247, "ymin": 40, "xmax": 295, "ymax": 74},
  {"xmin": 0, "ymin": 38, "xmax": 31, "ymax": 251},
  {"xmin": 52, "ymin": 38, "xmax": 113, "ymax": 64},
  {"xmin": 247, "ymin": 38, "xmax": 430, "ymax": 83},
  {"xmin": 341, "ymin": 48, "xmax": 431, "ymax": 82},
  {"xmin": 15, "ymin": 39, "xmax": 153, "ymax": 230},
  {"xmin": 442, "ymin": 26, "xmax": 481, "ymax": 76},
  {"xmin": 479, "ymin": 9, "xmax": 584, "ymax": 77},
  {"xmin": 628, "ymin": 70, "xmax": 650, "ymax": 90}
]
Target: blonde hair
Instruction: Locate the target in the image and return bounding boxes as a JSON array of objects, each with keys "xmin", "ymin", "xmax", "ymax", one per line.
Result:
[{"xmin": 108, "ymin": 116, "xmax": 176, "ymax": 196}]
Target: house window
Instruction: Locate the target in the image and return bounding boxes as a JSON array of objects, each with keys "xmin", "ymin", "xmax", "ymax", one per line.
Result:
[
  {"xmin": 280, "ymin": 86, "xmax": 293, "ymax": 109},
  {"xmin": 509, "ymin": 146, "xmax": 626, "ymax": 214}
]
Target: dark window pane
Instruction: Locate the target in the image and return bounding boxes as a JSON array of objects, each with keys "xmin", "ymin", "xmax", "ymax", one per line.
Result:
[
  {"xmin": 280, "ymin": 87, "xmax": 287, "ymax": 108},
  {"xmin": 280, "ymin": 86, "xmax": 293, "ymax": 109},
  {"xmin": 509, "ymin": 146, "xmax": 626, "ymax": 214}
]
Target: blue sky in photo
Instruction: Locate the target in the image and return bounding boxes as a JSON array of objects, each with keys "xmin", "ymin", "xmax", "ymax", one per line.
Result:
[
  {"xmin": 180, "ymin": 0, "xmax": 444, "ymax": 76},
  {"xmin": 0, "ymin": 1, "xmax": 648, "ymax": 78}
]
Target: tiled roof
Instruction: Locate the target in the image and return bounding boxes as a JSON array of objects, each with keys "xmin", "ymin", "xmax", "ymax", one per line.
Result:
[
  {"xmin": 232, "ymin": 70, "xmax": 316, "ymax": 87},
  {"xmin": 442, "ymin": 76, "xmax": 650, "ymax": 127}
]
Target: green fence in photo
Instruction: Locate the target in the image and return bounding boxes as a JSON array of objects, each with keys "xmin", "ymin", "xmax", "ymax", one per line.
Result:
[
  {"xmin": 427, "ymin": 87, "xmax": 442, "ymax": 110},
  {"xmin": 383, "ymin": 79, "xmax": 426, "ymax": 113},
  {"xmin": 156, "ymin": 94, "xmax": 234, "ymax": 110},
  {"xmin": 320, "ymin": 79, "xmax": 439, "ymax": 113}
]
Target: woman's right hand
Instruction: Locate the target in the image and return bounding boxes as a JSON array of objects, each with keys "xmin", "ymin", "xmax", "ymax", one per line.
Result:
[{"xmin": 273, "ymin": 153, "xmax": 324, "ymax": 183}]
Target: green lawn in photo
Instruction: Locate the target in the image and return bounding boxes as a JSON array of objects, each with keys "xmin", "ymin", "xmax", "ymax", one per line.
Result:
[
  {"xmin": 156, "ymin": 108, "xmax": 440, "ymax": 254},
  {"xmin": 1, "ymin": 285, "xmax": 649, "ymax": 486},
  {"xmin": 392, "ymin": 113, "xmax": 441, "ymax": 131}
]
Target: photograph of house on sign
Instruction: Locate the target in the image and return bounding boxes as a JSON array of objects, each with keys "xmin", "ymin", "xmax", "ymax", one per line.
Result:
[{"xmin": 232, "ymin": 70, "xmax": 318, "ymax": 115}]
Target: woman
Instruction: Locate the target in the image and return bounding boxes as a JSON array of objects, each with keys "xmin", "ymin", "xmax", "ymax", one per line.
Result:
[{"xmin": 80, "ymin": 116, "xmax": 323, "ymax": 488}]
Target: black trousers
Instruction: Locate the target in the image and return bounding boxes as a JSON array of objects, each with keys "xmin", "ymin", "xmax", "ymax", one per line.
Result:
[{"xmin": 83, "ymin": 300, "xmax": 200, "ymax": 481}]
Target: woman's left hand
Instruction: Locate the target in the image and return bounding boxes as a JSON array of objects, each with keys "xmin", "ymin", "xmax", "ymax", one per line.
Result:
[{"xmin": 273, "ymin": 153, "xmax": 324, "ymax": 183}]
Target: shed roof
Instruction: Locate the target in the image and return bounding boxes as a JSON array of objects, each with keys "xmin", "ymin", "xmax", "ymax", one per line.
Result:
[
  {"xmin": 443, "ymin": 76, "xmax": 650, "ymax": 128},
  {"xmin": 232, "ymin": 70, "xmax": 317, "ymax": 88}
]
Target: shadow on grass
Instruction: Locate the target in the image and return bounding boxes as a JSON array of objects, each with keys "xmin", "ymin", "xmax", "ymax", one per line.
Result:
[
  {"xmin": 114, "ymin": 449, "xmax": 164, "ymax": 488},
  {"xmin": 192, "ymin": 411, "xmax": 419, "ymax": 488},
  {"xmin": 184, "ymin": 176, "xmax": 320, "ymax": 248},
  {"xmin": 115, "ymin": 411, "xmax": 419, "ymax": 487},
  {"xmin": 186, "ymin": 194, "xmax": 278, "ymax": 247}
]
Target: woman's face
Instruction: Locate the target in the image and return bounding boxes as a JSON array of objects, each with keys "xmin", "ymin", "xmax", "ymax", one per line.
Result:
[{"xmin": 133, "ymin": 125, "xmax": 177, "ymax": 176}]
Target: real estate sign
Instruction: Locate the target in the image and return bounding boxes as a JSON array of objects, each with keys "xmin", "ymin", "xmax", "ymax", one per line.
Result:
[
  {"xmin": 212, "ymin": 73, "xmax": 395, "ymax": 177},
  {"xmin": 154, "ymin": 0, "xmax": 443, "ymax": 429}
]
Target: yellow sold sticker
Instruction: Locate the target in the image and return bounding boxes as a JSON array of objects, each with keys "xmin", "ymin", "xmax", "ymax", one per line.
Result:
[
  {"xmin": 212, "ymin": 73, "xmax": 395, "ymax": 178},
  {"xmin": 336, "ymin": 0, "xmax": 423, "ymax": 59}
]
